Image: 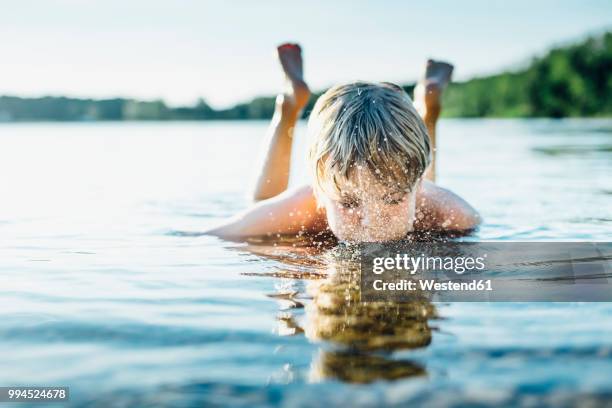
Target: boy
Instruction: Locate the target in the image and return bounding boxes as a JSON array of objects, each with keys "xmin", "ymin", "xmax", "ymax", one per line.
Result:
[{"xmin": 206, "ymin": 43, "xmax": 480, "ymax": 243}]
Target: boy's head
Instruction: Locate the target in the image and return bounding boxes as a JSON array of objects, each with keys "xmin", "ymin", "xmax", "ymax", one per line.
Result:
[{"xmin": 307, "ymin": 81, "xmax": 431, "ymax": 242}]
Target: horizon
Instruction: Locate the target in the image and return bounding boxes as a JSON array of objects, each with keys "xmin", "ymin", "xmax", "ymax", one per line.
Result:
[{"xmin": 1, "ymin": 0, "xmax": 611, "ymax": 108}]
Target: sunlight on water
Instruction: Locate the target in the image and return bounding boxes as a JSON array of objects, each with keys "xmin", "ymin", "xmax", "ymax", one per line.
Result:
[{"xmin": 0, "ymin": 119, "xmax": 611, "ymax": 405}]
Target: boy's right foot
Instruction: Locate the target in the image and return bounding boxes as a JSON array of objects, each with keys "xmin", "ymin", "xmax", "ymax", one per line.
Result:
[
  {"xmin": 277, "ymin": 43, "xmax": 311, "ymax": 114},
  {"xmin": 413, "ymin": 59, "xmax": 453, "ymax": 121}
]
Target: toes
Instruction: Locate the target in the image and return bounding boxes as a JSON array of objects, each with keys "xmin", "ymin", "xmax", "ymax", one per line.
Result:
[{"xmin": 277, "ymin": 43, "xmax": 301, "ymax": 53}]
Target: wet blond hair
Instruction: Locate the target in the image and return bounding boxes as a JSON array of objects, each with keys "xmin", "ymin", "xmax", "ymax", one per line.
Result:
[{"xmin": 307, "ymin": 81, "xmax": 431, "ymax": 202}]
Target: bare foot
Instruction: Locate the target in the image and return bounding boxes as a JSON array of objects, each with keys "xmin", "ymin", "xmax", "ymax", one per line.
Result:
[
  {"xmin": 277, "ymin": 43, "xmax": 310, "ymax": 113},
  {"xmin": 413, "ymin": 59, "xmax": 453, "ymax": 120}
]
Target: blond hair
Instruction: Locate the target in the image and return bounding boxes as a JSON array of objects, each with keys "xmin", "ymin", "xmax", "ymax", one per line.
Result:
[{"xmin": 307, "ymin": 81, "xmax": 431, "ymax": 201}]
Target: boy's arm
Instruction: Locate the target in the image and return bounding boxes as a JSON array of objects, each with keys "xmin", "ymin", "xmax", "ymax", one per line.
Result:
[
  {"xmin": 205, "ymin": 185, "xmax": 327, "ymax": 239},
  {"xmin": 415, "ymin": 180, "xmax": 481, "ymax": 231}
]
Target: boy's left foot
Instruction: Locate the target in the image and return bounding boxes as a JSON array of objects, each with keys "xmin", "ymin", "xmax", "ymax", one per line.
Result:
[
  {"xmin": 413, "ymin": 59, "xmax": 453, "ymax": 121},
  {"xmin": 277, "ymin": 43, "xmax": 311, "ymax": 114}
]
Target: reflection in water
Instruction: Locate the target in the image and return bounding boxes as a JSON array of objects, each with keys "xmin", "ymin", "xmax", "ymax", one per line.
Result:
[
  {"xmin": 243, "ymin": 237, "xmax": 436, "ymax": 384},
  {"xmin": 310, "ymin": 351, "xmax": 426, "ymax": 384},
  {"xmin": 304, "ymin": 246, "xmax": 433, "ymax": 383},
  {"xmin": 303, "ymin": 246, "xmax": 434, "ymax": 351}
]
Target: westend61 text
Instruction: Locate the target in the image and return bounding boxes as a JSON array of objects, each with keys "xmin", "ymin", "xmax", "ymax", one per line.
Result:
[{"xmin": 372, "ymin": 279, "xmax": 493, "ymax": 292}]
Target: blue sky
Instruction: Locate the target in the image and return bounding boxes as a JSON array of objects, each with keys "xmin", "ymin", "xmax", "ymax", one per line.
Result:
[{"xmin": 1, "ymin": 0, "xmax": 610, "ymax": 107}]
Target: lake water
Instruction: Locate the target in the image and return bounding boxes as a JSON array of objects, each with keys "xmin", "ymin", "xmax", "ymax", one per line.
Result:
[{"xmin": 0, "ymin": 119, "xmax": 611, "ymax": 407}]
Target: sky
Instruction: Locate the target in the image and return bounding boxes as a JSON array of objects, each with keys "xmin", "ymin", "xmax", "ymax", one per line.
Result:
[{"xmin": 1, "ymin": 0, "xmax": 611, "ymax": 108}]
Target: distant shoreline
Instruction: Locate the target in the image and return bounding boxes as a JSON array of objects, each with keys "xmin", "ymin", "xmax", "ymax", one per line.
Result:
[{"xmin": 1, "ymin": 32, "xmax": 610, "ymax": 121}]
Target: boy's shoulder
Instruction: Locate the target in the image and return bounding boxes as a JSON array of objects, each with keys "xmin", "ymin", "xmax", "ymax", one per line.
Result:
[
  {"xmin": 298, "ymin": 180, "xmax": 480, "ymax": 233},
  {"xmin": 415, "ymin": 181, "xmax": 481, "ymax": 232}
]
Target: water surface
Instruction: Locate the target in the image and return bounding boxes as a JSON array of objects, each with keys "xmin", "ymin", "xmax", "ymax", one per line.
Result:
[{"xmin": 0, "ymin": 119, "xmax": 611, "ymax": 406}]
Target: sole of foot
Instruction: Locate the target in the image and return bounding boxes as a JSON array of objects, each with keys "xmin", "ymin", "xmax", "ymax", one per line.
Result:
[
  {"xmin": 414, "ymin": 59, "xmax": 454, "ymax": 117},
  {"xmin": 277, "ymin": 43, "xmax": 311, "ymax": 112}
]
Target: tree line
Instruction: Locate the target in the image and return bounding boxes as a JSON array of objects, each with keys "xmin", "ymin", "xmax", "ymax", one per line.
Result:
[{"xmin": 1, "ymin": 31, "xmax": 610, "ymax": 122}]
